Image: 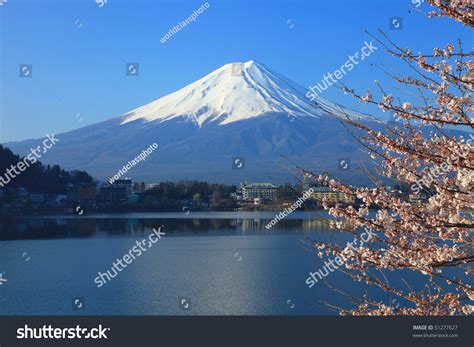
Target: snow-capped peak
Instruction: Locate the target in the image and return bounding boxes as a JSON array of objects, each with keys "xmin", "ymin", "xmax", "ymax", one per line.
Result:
[{"xmin": 121, "ymin": 60, "xmax": 365, "ymax": 126}]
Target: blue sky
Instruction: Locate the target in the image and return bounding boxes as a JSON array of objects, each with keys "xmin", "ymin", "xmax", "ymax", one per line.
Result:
[{"xmin": 0, "ymin": 0, "xmax": 471, "ymax": 142}]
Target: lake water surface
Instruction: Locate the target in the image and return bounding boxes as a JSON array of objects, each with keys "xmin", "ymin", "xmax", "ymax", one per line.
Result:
[{"xmin": 0, "ymin": 212, "xmax": 414, "ymax": 315}]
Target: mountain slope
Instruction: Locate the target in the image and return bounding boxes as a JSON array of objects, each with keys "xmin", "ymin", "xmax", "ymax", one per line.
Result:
[
  {"xmin": 121, "ymin": 60, "xmax": 373, "ymax": 126},
  {"xmin": 5, "ymin": 61, "xmax": 383, "ymax": 184}
]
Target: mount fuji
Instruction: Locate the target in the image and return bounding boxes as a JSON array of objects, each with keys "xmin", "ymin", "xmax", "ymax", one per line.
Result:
[{"xmin": 6, "ymin": 60, "xmax": 384, "ymax": 184}]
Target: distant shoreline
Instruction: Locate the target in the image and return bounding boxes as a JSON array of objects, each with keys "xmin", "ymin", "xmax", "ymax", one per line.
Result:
[{"xmin": 0, "ymin": 204, "xmax": 366, "ymax": 216}]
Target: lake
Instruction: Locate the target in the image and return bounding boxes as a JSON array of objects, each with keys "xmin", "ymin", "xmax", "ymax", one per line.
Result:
[{"xmin": 0, "ymin": 212, "xmax": 415, "ymax": 315}]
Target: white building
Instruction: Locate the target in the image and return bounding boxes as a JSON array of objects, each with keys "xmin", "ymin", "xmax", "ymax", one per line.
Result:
[{"xmin": 241, "ymin": 182, "xmax": 277, "ymax": 201}]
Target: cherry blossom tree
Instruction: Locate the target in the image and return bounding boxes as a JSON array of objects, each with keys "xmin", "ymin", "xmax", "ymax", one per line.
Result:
[{"xmin": 303, "ymin": 0, "xmax": 473, "ymax": 315}]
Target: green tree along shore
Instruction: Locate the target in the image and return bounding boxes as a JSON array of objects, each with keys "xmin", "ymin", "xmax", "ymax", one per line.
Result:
[
  {"xmin": 139, "ymin": 181, "xmax": 239, "ymax": 211},
  {"xmin": 0, "ymin": 145, "xmax": 317, "ymax": 213},
  {"xmin": 0, "ymin": 145, "xmax": 93, "ymax": 193}
]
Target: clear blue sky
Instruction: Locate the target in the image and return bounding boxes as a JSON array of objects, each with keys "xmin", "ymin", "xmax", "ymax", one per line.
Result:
[{"xmin": 0, "ymin": 0, "xmax": 471, "ymax": 142}]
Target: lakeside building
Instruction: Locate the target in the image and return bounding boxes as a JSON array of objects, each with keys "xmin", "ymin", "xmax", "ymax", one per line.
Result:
[
  {"xmin": 98, "ymin": 185, "xmax": 128, "ymax": 205},
  {"xmin": 29, "ymin": 192, "xmax": 45, "ymax": 204},
  {"xmin": 98, "ymin": 179, "xmax": 133, "ymax": 206},
  {"xmin": 67, "ymin": 183, "xmax": 97, "ymax": 207},
  {"xmin": 112, "ymin": 178, "xmax": 133, "ymax": 195},
  {"xmin": 78, "ymin": 185, "xmax": 97, "ymax": 203},
  {"xmin": 127, "ymin": 193, "xmax": 140, "ymax": 204},
  {"xmin": 145, "ymin": 183, "xmax": 160, "ymax": 190},
  {"xmin": 309, "ymin": 187, "xmax": 355, "ymax": 205},
  {"xmin": 0, "ymin": 187, "xmax": 67, "ymax": 211},
  {"xmin": 240, "ymin": 182, "xmax": 277, "ymax": 201},
  {"xmin": 1, "ymin": 187, "xmax": 29, "ymax": 205},
  {"xmin": 133, "ymin": 182, "xmax": 146, "ymax": 193}
]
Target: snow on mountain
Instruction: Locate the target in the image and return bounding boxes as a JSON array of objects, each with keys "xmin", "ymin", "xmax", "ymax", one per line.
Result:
[
  {"xmin": 5, "ymin": 60, "xmax": 384, "ymax": 184},
  {"xmin": 121, "ymin": 60, "xmax": 369, "ymax": 127}
]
